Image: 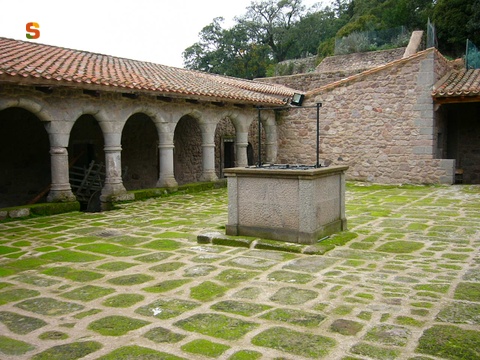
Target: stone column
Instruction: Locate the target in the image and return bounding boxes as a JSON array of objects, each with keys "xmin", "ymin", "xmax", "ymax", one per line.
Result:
[
  {"xmin": 200, "ymin": 123, "xmax": 218, "ymax": 182},
  {"xmin": 100, "ymin": 133, "xmax": 131, "ymax": 203},
  {"xmin": 264, "ymin": 114, "xmax": 278, "ymax": 164},
  {"xmin": 157, "ymin": 131, "xmax": 178, "ymax": 188},
  {"xmin": 45, "ymin": 126, "xmax": 75, "ymax": 203},
  {"xmin": 235, "ymin": 131, "xmax": 249, "ymax": 168},
  {"xmin": 47, "ymin": 146, "xmax": 76, "ymax": 202}
]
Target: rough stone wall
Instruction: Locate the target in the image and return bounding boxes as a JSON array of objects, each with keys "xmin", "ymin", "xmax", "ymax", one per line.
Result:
[
  {"xmin": 255, "ymin": 71, "xmax": 359, "ymax": 93},
  {"xmin": 276, "ymin": 49, "xmax": 454, "ymax": 184},
  {"xmin": 121, "ymin": 114, "xmax": 159, "ymax": 190},
  {"xmin": 257, "ymin": 48, "xmax": 407, "ymax": 93},
  {"xmin": 316, "ymin": 48, "xmax": 406, "ymax": 73},
  {"xmin": 174, "ymin": 116, "xmax": 203, "ymax": 185},
  {"xmin": 275, "ymin": 56, "xmax": 318, "ymax": 76}
]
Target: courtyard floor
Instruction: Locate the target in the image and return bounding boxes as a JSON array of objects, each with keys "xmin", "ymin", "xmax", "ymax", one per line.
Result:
[{"xmin": 0, "ymin": 183, "xmax": 479, "ymax": 360}]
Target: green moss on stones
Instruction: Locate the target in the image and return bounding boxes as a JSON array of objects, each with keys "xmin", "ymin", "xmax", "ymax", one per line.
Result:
[
  {"xmin": 40, "ymin": 250, "xmax": 104, "ymax": 262},
  {"xmin": 42, "ymin": 266, "xmax": 104, "ymax": 282},
  {"xmin": 416, "ymin": 325, "xmax": 480, "ymax": 360},
  {"xmin": 135, "ymin": 298, "xmax": 200, "ymax": 319},
  {"xmin": 0, "ymin": 288, "xmax": 40, "ymax": 305},
  {"xmin": 73, "ymin": 309, "xmax": 102, "ymax": 319},
  {"xmin": 102, "ymin": 294, "xmax": 145, "ymax": 308},
  {"xmin": 88, "ymin": 315, "xmax": 150, "ymax": 336},
  {"xmin": 330, "ymin": 319, "xmax": 364, "ymax": 335},
  {"xmin": 437, "ymin": 302, "xmax": 480, "ymax": 324},
  {"xmin": 260, "ymin": 308, "xmax": 326, "ymax": 327},
  {"xmin": 190, "ymin": 281, "xmax": 228, "ymax": 302},
  {"xmin": 0, "ymin": 335, "xmax": 35, "ymax": 355},
  {"xmin": 270, "ymin": 287, "xmax": 318, "ymax": 305},
  {"xmin": 215, "ymin": 269, "xmax": 260, "ymax": 284},
  {"xmin": 143, "ymin": 279, "xmax": 191, "ymax": 293},
  {"xmin": 211, "ymin": 300, "xmax": 271, "ymax": 317},
  {"xmin": 142, "ymin": 239, "xmax": 183, "ymax": 251},
  {"xmin": 454, "ymin": 282, "xmax": 480, "ymax": 302},
  {"xmin": 31, "ymin": 341, "xmax": 101, "ymax": 360},
  {"xmin": 149, "ymin": 262, "xmax": 186, "ymax": 272},
  {"xmin": 38, "ymin": 331, "xmax": 69, "ymax": 340},
  {"xmin": 143, "ymin": 327, "xmax": 186, "ymax": 343},
  {"xmin": 174, "ymin": 313, "xmax": 258, "ymax": 340},
  {"xmin": 351, "ymin": 342, "xmax": 401, "ymax": 359},
  {"xmin": 364, "ymin": 324, "xmax": 411, "ymax": 346},
  {"xmin": 61, "ymin": 285, "xmax": 115, "ymax": 302},
  {"xmin": 97, "ymin": 345, "xmax": 186, "ymax": 360},
  {"xmin": 252, "ymin": 326, "xmax": 336, "ymax": 358},
  {"xmin": 76, "ymin": 243, "xmax": 146, "ymax": 257},
  {"xmin": 107, "ymin": 274, "xmax": 154, "ymax": 286},
  {"xmin": 96, "ymin": 261, "xmax": 138, "ymax": 271},
  {"xmin": 0, "ymin": 311, "xmax": 47, "ymax": 334},
  {"xmin": 228, "ymin": 350, "xmax": 262, "ymax": 360},
  {"xmin": 181, "ymin": 339, "xmax": 230, "ymax": 358},
  {"xmin": 376, "ymin": 241, "xmax": 424, "ymax": 253},
  {"xmin": 15, "ymin": 297, "xmax": 84, "ymax": 316},
  {"xmin": 267, "ymin": 270, "xmax": 315, "ymax": 284}
]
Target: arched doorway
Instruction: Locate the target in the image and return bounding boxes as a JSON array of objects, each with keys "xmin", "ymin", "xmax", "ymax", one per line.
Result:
[
  {"xmin": 68, "ymin": 115, "xmax": 105, "ymax": 210},
  {"xmin": 215, "ymin": 117, "xmax": 236, "ymax": 178},
  {"xmin": 0, "ymin": 107, "xmax": 51, "ymax": 207},
  {"xmin": 173, "ymin": 115, "xmax": 202, "ymax": 185},
  {"xmin": 121, "ymin": 113, "xmax": 159, "ymax": 190}
]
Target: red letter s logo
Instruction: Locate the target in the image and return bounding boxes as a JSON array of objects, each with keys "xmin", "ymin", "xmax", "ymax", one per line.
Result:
[{"xmin": 26, "ymin": 22, "xmax": 40, "ymax": 39}]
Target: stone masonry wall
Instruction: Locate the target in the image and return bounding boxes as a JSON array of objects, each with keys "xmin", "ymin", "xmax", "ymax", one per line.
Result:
[
  {"xmin": 258, "ymin": 48, "xmax": 407, "ymax": 93},
  {"xmin": 275, "ymin": 49, "xmax": 454, "ymax": 184}
]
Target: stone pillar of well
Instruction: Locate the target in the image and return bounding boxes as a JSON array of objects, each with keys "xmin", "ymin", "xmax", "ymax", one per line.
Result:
[
  {"xmin": 157, "ymin": 131, "xmax": 178, "ymax": 188},
  {"xmin": 199, "ymin": 123, "xmax": 218, "ymax": 182},
  {"xmin": 46, "ymin": 128, "xmax": 76, "ymax": 203}
]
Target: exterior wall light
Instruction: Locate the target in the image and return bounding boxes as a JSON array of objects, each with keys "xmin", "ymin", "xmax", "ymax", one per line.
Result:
[{"xmin": 290, "ymin": 93, "xmax": 305, "ymax": 106}]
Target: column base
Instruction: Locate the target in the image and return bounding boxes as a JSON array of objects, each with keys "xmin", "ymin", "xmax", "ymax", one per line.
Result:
[
  {"xmin": 156, "ymin": 176, "xmax": 178, "ymax": 189},
  {"xmin": 47, "ymin": 188, "xmax": 76, "ymax": 203},
  {"xmin": 200, "ymin": 171, "xmax": 218, "ymax": 182}
]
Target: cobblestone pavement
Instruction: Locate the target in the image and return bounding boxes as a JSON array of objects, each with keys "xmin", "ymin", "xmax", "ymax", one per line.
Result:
[{"xmin": 0, "ymin": 183, "xmax": 479, "ymax": 360}]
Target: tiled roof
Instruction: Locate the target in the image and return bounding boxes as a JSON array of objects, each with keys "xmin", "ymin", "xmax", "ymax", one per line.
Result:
[
  {"xmin": 0, "ymin": 37, "xmax": 299, "ymax": 106},
  {"xmin": 432, "ymin": 68, "xmax": 480, "ymax": 99}
]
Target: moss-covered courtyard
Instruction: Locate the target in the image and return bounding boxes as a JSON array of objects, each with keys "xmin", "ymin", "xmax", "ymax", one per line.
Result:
[{"xmin": 0, "ymin": 183, "xmax": 479, "ymax": 359}]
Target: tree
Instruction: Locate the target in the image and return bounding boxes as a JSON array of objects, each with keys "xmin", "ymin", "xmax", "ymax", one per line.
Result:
[
  {"xmin": 183, "ymin": 18, "xmax": 273, "ymax": 79},
  {"xmin": 433, "ymin": 0, "xmax": 475, "ymax": 57},
  {"xmin": 467, "ymin": 0, "xmax": 480, "ymax": 45},
  {"xmin": 236, "ymin": 0, "xmax": 307, "ymax": 62}
]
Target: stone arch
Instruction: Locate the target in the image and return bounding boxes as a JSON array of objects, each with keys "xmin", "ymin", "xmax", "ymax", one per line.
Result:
[
  {"xmin": 68, "ymin": 114, "xmax": 105, "ymax": 168},
  {"xmin": 0, "ymin": 97, "xmax": 53, "ymax": 123},
  {"xmin": 68, "ymin": 114, "xmax": 105, "ymax": 207},
  {"xmin": 0, "ymin": 107, "xmax": 51, "ymax": 207},
  {"xmin": 121, "ymin": 113, "xmax": 159, "ymax": 190},
  {"xmin": 214, "ymin": 116, "xmax": 237, "ymax": 178},
  {"xmin": 173, "ymin": 114, "xmax": 202, "ymax": 185}
]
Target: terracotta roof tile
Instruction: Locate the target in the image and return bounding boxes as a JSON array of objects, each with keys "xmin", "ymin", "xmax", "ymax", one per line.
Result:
[
  {"xmin": 0, "ymin": 37, "xmax": 299, "ymax": 105},
  {"xmin": 432, "ymin": 69, "xmax": 480, "ymax": 98}
]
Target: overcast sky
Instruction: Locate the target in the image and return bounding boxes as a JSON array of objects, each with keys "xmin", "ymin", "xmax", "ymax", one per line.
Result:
[{"xmin": 1, "ymin": 0, "xmax": 332, "ymax": 68}]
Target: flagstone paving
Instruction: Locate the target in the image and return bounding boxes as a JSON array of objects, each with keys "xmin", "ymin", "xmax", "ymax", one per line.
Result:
[{"xmin": 0, "ymin": 183, "xmax": 479, "ymax": 360}]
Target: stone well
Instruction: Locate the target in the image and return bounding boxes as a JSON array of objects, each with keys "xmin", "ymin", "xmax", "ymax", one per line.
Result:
[{"xmin": 224, "ymin": 165, "xmax": 348, "ymax": 244}]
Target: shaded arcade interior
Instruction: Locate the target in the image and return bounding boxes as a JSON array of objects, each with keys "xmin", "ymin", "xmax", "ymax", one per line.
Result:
[{"xmin": 0, "ymin": 108, "xmax": 264, "ymax": 209}]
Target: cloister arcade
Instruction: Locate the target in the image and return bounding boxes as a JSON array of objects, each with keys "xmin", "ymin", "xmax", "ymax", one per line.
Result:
[{"xmin": 0, "ymin": 86, "xmax": 277, "ymax": 209}]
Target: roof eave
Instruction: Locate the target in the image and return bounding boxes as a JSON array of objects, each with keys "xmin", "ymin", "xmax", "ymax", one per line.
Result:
[{"xmin": 0, "ymin": 74, "xmax": 288, "ymax": 107}]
